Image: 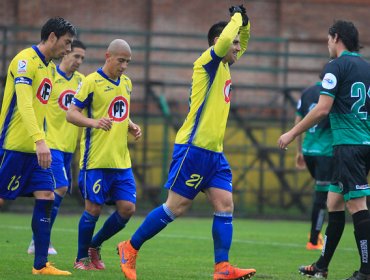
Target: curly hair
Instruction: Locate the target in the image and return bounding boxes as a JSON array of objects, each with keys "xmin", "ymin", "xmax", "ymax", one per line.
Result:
[{"xmin": 328, "ymin": 20, "xmax": 360, "ymax": 52}]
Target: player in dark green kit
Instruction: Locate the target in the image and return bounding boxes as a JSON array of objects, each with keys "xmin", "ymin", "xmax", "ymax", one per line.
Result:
[
  {"xmin": 295, "ymin": 81, "xmax": 333, "ymax": 251},
  {"xmin": 279, "ymin": 20, "xmax": 370, "ymax": 280}
]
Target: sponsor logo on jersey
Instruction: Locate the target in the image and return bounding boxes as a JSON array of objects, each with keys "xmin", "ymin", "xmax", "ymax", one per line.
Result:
[
  {"xmin": 108, "ymin": 96, "xmax": 129, "ymax": 122},
  {"xmin": 17, "ymin": 60, "xmax": 27, "ymax": 73},
  {"xmin": 322, "ymin": 73, "xmax": 337, "ymax": 90},
  {"xmin": 76, "ymin": 81, "xmax": 83, "ymax": 94},
  {"xmin": 58, "ymin": 90, "xmax": 76, "ymax": 111},
  {"xmin": 125, "ymin": 84, "xmax": 132, "ymax": 95},
  {"xmin": 224, "ymin": 79, "xmax": 232, "ymax": 103},
  {"xmin": 104, "ymin": 85, "xmax": 114, "ymax": 92},
  {"xmin": 355, "ymin": 184, "xmax": 370, "ymax": 190},
  {"xmin": 36, "ymin": 78, "xmax": 52, "ymax": 104}
]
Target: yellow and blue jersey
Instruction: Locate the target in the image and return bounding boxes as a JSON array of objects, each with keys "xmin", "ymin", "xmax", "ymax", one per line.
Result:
[
  {"xmin": 45, "ymin": 65, "xmax": 84, "ymax": 153},
  {"xmin": 0, "ymin": 46, "xmax": 56, "ymax": 153},
  {"xmin": 72, "ymin": 68, "xmax": 132, "ymax": 170},
  {"xmin": 175, "ymin": 14, "xmax": 250, "ymax": 152}
]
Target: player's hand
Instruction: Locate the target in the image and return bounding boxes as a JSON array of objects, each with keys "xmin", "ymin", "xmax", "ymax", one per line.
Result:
[
  {"xmin": 229, "ymin": 5, "xmax": 243, "ymax": 16},
  {"xmin": 95, "ymin": 117, "xmax": 112, "ymax": 131},
  {"xmin": 238, "ymin": 4, "xmax": 249, "ymax": 26},
  {"xmin": 35, "ymin": 139, "xmax": 51, "ymax": 169},
  {"xmin": 295, "ymin": 153, "xmax": 306, "ymax": 170},
  {"xmin": 129, "ymin": 122, "xmax": 142, "ymax": 141},
  {"xmin": 278, "ymin": 131, "xmax": 295, "ymax": 150}
]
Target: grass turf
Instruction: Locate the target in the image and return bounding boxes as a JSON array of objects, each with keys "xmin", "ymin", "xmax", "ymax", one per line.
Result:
[{"xmin": 0, "ymin": 213, "xmax": 358, "ymax": 279}]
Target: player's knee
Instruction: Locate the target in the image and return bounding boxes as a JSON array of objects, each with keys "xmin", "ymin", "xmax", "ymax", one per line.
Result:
[
  {"xmin": 55, "ymin": 186, "xmax": 68, "ymax": 197},
  {"xmin": 346, "ymin": 197, "xmax": 368, "ymax": 215},
  {"xmin": 34, "ymin": 190, "xmax": 55, "ymax": 200},
  {"xmin": 117, "ymin": 202, "xmax": 136, "ymax": 218}
]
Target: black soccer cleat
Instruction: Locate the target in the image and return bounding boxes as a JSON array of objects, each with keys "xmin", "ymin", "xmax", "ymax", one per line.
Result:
[
  {"xmin": 298, "ymin": 263, "xmax": 328, "ymax": 278},
  {"xmin": 345, "ymin": 271, "xmax": 370, "ymax": 280}
]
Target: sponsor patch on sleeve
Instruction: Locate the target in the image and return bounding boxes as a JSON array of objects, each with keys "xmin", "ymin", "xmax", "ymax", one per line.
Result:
[
  {"xmin": 17, "ymin": 60, "xmax": 28, "ymax": 73},
  {"xmin": 322, "ymin": 73, "xmax": 337, "ymax": 90}
]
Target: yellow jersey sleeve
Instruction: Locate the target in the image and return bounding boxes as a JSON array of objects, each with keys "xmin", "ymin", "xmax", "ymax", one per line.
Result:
[{"xmin": 0, "ymin": 46, "xmax": 53, "ymax": 152}]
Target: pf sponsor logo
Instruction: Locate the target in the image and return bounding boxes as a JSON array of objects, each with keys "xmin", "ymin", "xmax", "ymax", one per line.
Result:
[
  {"xmin": 108, "ymin": 96, "xmax": 128, "ymax": 122},
  {"xmin": 17, "ymin": 60, "xmax": 27, "ymax": 73},
  {"xmin": 224, "ymin": 79, "xmax": 232, "ymax": 103},
  {"xmin": 36, "ymin": 78, "xmax": 52, "ymax": 104},
  {"xmin": 58, "ymin": 90, "xmax": 75, "ymax": 111}
]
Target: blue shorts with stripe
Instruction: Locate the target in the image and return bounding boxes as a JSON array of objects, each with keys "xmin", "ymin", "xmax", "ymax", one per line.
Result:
[
  {"xmin": 0, "ymin": 149, "xmax": 55, "ymax": 200},
  {"xmin": 78, "ymin": 168, "xmax": 136, "ymax": 205},
  {"xmin": 164, "ymin": 144, "xmax": 232, "ymax": 200},
  {"xmin": 50, "ymin": 149, "xmax": 73, "ymax": 191}
]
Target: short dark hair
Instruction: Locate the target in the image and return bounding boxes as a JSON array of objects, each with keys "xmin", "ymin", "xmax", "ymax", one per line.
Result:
[
  {"xmin": 71, "ymin": 39, "xmax": 86, "ymax": 51},
  {"xmin": 207, "ymin": 21, "xmax": 228, "ymax": 47},
  {"xmin": 328, "ymin": 20, "xmax": 360, "ymax": 52},
  {"xmin": 40, "ymin": 17, "xmax": 77, "ymax": 42}
]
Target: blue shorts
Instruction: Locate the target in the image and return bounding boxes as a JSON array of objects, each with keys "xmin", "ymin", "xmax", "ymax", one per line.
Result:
[
  {"xmin": 0, "ymin": 149, "xmax": 55, "ymax": 200},
  {"xmin": 165, "ymin": 144, "xmax": 232, "ymax": 200},
  {"xmin": 79, "ymin": 168, "xmax": 136, "ymax": 205},
  {"xmin": 51, "ymin": 149, "xmax": 73, "ymax": 191}
]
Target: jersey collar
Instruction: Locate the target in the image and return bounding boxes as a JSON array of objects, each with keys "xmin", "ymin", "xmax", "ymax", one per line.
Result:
[
  {"xmin": 339, "ymin": 50, "xmax": 361, "ymax": 57},
  {"xmin": 57, "ymin": 65, "xmax": 73, "ymax": 81},
  {"xmin": 97, "ymin": 67, "xmax": 120, "ymax": 86},
  {"xmin": 32, "ymin": 45, "xmax": 49, "ymax": 66}
]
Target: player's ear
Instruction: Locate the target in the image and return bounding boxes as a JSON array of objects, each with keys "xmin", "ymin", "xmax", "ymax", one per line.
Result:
[
  {"xmin": 48, "ymin": 32, "xmax": 57, "ymax": 44},
  {"xmin": 213, "ymin": 37, "xmax": 219, "ymax": 45},
  {"xmin": 334, "ymin": 33, "xmax": 339, "ymax": 43}
]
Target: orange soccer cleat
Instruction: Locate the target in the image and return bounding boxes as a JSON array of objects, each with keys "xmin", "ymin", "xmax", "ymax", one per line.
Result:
[
  {"xmin": 117, "ymin": 240, "xmax": 138, "ymax": 280},
  {"xmin": 214, "ymin": 261, "xmax": 256, "ymax": 280},
  {"xmin": 32, "ymin": 262, "xmax": 71, "ymax": 275}
]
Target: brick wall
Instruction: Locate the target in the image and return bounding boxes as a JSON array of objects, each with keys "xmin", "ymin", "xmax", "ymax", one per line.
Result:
[{"xmin": 0, "ymin": 0, "xmax": 369, "ymax": 103}]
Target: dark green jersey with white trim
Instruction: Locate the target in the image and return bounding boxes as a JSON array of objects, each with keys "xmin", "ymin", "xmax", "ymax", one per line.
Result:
[
  {"xmin": 320, "ymin": 51, "xmax": 370, "ymax": 146},
  {"xmin": 296, "ymin": 82, "xmax": 333, "ymax": 156}
]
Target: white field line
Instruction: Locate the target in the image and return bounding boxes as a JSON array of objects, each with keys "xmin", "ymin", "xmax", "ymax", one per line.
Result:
[{"xmin": 0, "ymin": 224, "xmax": 356, "ymax": 252}]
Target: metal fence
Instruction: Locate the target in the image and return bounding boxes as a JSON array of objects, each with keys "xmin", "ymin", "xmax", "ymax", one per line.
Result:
[{"xmin": 2, "ymin": 25, "xmax": 365, "ymax": 218}]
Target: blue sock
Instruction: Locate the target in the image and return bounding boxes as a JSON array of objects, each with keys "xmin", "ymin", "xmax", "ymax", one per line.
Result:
[
  {"xmin": 32, "ymin": 199, "xmax": 53, "ymax": 269},
  {"xmin": 50, "ymin": 192, "xmax": 63, "ymax": 230},
  {"xmin": 91, "ymin": 211, "xmax": 129, "ymax": 248},
  {"xmin": 213, "ymin": 212, "xmax": 233, "ymax": 263},
  {"xmin": 131, "ymin": 204, "xmax": 175, "ymax": 250},
  {"xmin": 77, "ymin": 211, "xmax": 99, "ymax": 260}
]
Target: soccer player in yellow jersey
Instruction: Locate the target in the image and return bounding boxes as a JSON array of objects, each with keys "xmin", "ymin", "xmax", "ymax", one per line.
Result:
[
  {"xmin": 118, "ymin": 6, "xmax": 256, "ymax": 280},
  {"xmin": 27, "ymin": 39, "xmax": 86, "ymax": 256},
  {"xmin": 0, "ymin": 17, "xmax": 76, "ymax": 276},
  {"xmin": 67, "ymin": 39, "xmax": 142, "ymax": 270}
]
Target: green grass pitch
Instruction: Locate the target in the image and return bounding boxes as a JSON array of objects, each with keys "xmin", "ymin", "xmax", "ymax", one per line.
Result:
[{"xmin": 0, "ymin": 213, "xmax": 357, "ymax": 279}]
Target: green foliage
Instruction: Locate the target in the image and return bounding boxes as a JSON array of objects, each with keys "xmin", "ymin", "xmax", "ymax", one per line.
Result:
[{"xmin": 0, "ymin": 213, "xmax": 357, "ymax": 279}]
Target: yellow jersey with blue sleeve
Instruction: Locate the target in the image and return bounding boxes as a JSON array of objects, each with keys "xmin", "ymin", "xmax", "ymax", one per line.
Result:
[
  {"xmin": 0, "ymin": 45, "xmax": 55, "ymax": 153},
  {"xmin": 45, "ymin": 65, "xmax": 84, "ymax": 153},
  {"xmin": 72, "ymin": 68, "xmax": 132, "ymax": 170},
  {"xmin": 175, "ymin": 14, "xmax": 250, "ymax": 152}
]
